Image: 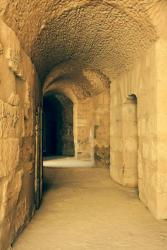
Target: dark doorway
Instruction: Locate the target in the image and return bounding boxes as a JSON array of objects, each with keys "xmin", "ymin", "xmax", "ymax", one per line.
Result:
[{"xmin": 42, "ymin": 93, "xmax": 75, "ymax": 157}]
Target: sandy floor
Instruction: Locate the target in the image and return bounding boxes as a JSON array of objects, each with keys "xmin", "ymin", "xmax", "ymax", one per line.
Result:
[
  {"xmin": 13, "ymin": 167, "xmax": 167, "ymax": 250},
  {"xmin": 43, "ymin": 156, "xmax": 94, "ymax": 168}
]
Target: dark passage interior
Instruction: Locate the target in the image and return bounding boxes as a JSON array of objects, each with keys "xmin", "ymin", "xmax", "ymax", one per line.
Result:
[{"xmin": 42, "ymin": 93, "xmax": 75, "ymax": 157}]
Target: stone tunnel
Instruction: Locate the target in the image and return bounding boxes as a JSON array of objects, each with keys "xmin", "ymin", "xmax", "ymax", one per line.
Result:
[{"xmin": 0, "ymin": 1, "xmax": 167, "ymax": 250}]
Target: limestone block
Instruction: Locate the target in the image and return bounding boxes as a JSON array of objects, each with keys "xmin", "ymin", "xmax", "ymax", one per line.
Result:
[
  {"xmin": 0, "ymin": 170, "xmax": 23, "ymax": 224},
  {"xmin": 123, "ymin": 177, "xmax": 138, "ymax": 188},
  {"xmin": 150, "ymin": 141, "xmax": 157, "ymax": 162},
  {"xmin": 0, "ymin": 178, "xmax": 7, "ymax": 205},
  {"xmin": 147, "ymin": 116, "xmax": 157, "ymax": 135},
  {"xmin": 77, "ymin": 126, "xmax": 90, "ymax": 140},
  {"xmin": 122, "ymin": 105, "xmax": 137, "ymax": 122},
  {"xmin": 78, "ymin": 141, "xmax": 91, "ymax": 152},
  {"xmin": 124, "ymin": 152, "xmax": 138, "ymax": 169},
  {"xmin": 23, "ymin": 162, "xmax": 34, "ymax": 175},
  {"xmin": 24, "ymin": 111, "xmax": 33, "ymax": 137},
  {"xmin": 111, "ymin": 122, "xmax": 122, "ymax": 137},
  {"xmin": 24, "ymin": 81, "xmax": 31, "ymax": 120},
  {"xmin": 124, "ymin": 138, "xmax": 138, "ymax": 152},
  {"xmin": 0, "ymin": 100, "xmax": 3, "ymax": 119},
  {"xmin": 157, "ymin": 142, "xmax": 167, "ymax": 160},
  {"xmin": 6, "ymin": 170, "xmax": 23, "ymax": 203},
  {"xmin": 0, "ymin": 42, "xmax": 3, "ymax": 55},
  {"xmin": 19, "ymin": 137, "xmax": 34, "ymax": 162},
  {"xmin": 142, "ymin": 141, "xmax": 150, "ymax": 160},
  {"xmin": 14, "ymin": 198, "xmax": 27, "ymax": 234},
  {"xmin": 157, "ymin": 193, "xmax": 167, "ymax": 219},
  {"xmin": 138, "ymin": 162, "xmax": 143, "ymax": 180},
  {"xmin": 94, "ymin": 145, "xmax": 110, "ymax": 165},
  {"xmin": 77, "ymin": 119, "xmax": 88, "ymax": 126},
  {"xmin": 1, "ymin": 102, "xmax": 20, "ymax": 138},
  {"xmin": 110, "ymin": 137, "xmax": 123, "ymax": 151},
  {"xmin": 138, "ymin": 118, "xmax": 146, "ymax": 137},
  {"xmin": 157, "ymin": 90, "xmax": 167, "ymax": 115},
  {"xmin": 123, "ymin": 122, "xmax": 138, "ymax": 137},
  {"xmin": 0, "ymin": 138, "xmax": 19, "ymax": 177},
  {"xmin": 111, "ymin": 151, "xmax": 123, "ymax": 166},
  {"xmin": 110, "ymin": 164, "xmax": 123, "ymax": 185},
  {"xmin": 5, "ymin": 47, "xmax": 23, "ymax": 79},
  {"xmin": 157, "ymin": 114, "xmax": 167, "ymax": 135},
  {"xmin": 7, "ymin": 93, "xmax": 20, "ymax": 107},
  {"xmin": 0, "ymin": 218, "xmax": 11, "ymax": 250},
  {"xmin": 77, "ymin": 152, "xmax": 91, "ymax": 160},
  {"xmin": 157, "ymin": 173, "xmax": 167, "ymax": 194}
]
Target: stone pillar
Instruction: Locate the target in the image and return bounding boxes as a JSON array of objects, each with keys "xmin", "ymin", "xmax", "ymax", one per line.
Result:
[
  {"xmin": 122, "ymin": 95, "xmax": 138, "ymax": 187},
  {"xmin": 155, "ymin": 38, "xmax": 167, "ymax": 219},
  {"xmin": 110, "ymin": 81, "xmax": 124, "ymax": 184},
  {"xmin": 76, "ymin": 99, "xmax": 94, "ymax": 161}
]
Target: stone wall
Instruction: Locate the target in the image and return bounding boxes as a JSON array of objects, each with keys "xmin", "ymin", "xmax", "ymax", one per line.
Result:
[
  {"xmin": 156, "ymin": 37, "xmax": 167, "ymax": 219},
  {"xmin": 93, "ymin": 91, "xmax": 110, "ymax": 167},
  {"xmin": 110, "ymin": 36, "xmax": 167, "ymax": 219},
  {"xmin": 76, "ymin": 99, "xmax": 94, "ymax": 161},
  {"xmin": 0, "ymin": 20, "xmax": 38, "ymax": 250},
  {"xmin": 75, "ymin": 91, "xmax": 110, "ymax": 163},
  {"xmin": 43, "ymin": 67, "xmax": 110, "ymax": 164}
]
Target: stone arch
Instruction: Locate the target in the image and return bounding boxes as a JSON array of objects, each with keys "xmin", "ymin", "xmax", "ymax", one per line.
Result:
[
  {"xmin": 43, "ymin": 65, "xmax": 110, "ymax": 163},
  {"xmin": 43, "ymin": 92, "xmax": 75, "ymax": 157}
]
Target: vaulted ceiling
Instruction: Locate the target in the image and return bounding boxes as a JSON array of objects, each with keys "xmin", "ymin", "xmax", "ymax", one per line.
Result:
[{"xmin": 1, "ymin": 0, "xmax": 158, "ymax": 84}]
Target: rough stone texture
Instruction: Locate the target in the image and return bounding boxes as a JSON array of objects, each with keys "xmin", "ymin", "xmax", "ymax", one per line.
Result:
[
  {"xmin": 93, "ymin": 91, "xmax": 110, "ymax": 166},
  {"xmin": 0, "ymin": 20, "xmax": 38, "ymax": 250},
  {"xmin": 43, "ymin": 67, "xmax": 110, "ymax": 162},
  {"xmin": 0, "ymin": 1, "xmax": 167, "ymax": 250},
  {"xmin": 110, "ymin": 30, "xmax": 167, "ymax": 219},
  {"xmin": 1, "ymin": 0, "xmax": 157, "ymax": 82}
]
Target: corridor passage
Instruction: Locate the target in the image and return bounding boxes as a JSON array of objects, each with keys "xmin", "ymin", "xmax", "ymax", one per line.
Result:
[
  {"xmin": 13, "ymin": 167, "xmax": 167, "ymax": 250},
  {"xmin": 43, "ymin": 156, "xmax": 94, "ymax": 168}
]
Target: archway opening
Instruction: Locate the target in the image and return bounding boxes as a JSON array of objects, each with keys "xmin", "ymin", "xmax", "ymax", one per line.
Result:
[{"xmin": 42, "ymin": 92, "xmax": 75, "ymax": 157}]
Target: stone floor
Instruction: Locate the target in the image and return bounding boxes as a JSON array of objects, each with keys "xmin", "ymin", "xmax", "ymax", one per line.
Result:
[
  {"xmin": 43, "ymin": 156, "xmax": 94, "ymax": 168},
  {"xmin": 13, "ymin": 166, "xmax": 167, "ymax": 250}
]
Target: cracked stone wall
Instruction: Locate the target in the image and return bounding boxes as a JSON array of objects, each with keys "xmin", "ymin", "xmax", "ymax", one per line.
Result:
[{"xmin": 0, "ymin": 20, "xmax": 38, "ymax": 250}]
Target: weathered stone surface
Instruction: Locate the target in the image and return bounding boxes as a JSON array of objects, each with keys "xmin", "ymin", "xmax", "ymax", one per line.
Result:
[
  {"xmin": 1, "ymin": 0, "xmax": 157, "ymax": 82},
  {"xmin": 0, "ymin": 170, "xmax": 23, "ymax": 234},
  {"xmin": 8, "ymin": 93, "xmax": 20, "ymax": 106},
  {"xmin": 94, "ymin": 145, "xmax": 110, "ymax": 166},
  {"xmin": 0, "ymin": 41, "xmax": 3, "ymax": 54},
  {"xmin": 0, "ymin": 101, "xmax": 20, "ymax": 138},
  {"xmin": 0, "ymin": 20, "xmax": 37, "ymax": 250},
  {"xmin": 0, "ymin": 1, "xmax": 166, "ymax": 250},
  {"xmin": 0, "ymin": 139, "xmax": 19, "ymax": 178},
  {"xmin": 14, "ymin": 198, "xmax": 27, "ymax": 235}
]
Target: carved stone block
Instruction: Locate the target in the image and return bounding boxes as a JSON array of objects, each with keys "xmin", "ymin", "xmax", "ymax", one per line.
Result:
[{"xmin": 5, "ymin": 48, "xmax": 24, "ymax": 79}]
